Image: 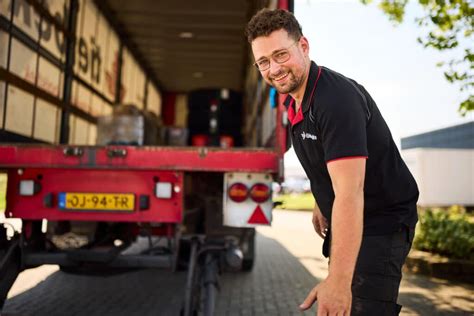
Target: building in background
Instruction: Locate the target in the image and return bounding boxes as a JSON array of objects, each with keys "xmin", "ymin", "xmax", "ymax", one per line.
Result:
[
  {"xmin": 401, "ymin": 122, "xmax": 473, "ymax": 207},
  {"xmin": 401, "ymin": 122, "xmax": 473, "ymax": 150}
]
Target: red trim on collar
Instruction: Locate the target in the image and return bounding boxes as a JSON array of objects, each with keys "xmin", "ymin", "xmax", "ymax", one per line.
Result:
[
  {"xmin": 287, "ymin": 99, "xmax": 304, "ymax": 126},
  {"xmin": 286, "ymin": 66, "xmax": 323, "ymax": 127}
]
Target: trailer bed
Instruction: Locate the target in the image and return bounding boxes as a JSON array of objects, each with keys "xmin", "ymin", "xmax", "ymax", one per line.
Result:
[{"xmin": 0, "ymin": 145, "xmax": 280, "ymax": 173}]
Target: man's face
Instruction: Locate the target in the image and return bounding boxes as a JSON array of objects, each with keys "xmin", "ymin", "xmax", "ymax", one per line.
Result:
[{"xmin": 251, "ymin": 29, "xmax": 308, "ymax": 94}]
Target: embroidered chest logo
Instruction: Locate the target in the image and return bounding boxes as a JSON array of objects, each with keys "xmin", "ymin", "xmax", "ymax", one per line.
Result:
[{"xmin": 301, "ymin": 132, "xmax": 317, "ymax": 141}]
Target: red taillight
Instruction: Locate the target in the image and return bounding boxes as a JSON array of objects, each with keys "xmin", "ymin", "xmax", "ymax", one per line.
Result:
[
  {"xmin": 250, "ymin": 183, "xmax": 271, "ymax": 203},
  {"xmin": 228, "ymin": 183, "xmax": 248, "ymax": 202}
]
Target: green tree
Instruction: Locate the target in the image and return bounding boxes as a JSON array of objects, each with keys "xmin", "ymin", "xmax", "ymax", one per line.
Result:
[{"xmin": 360, "ymin": 0, "xmax": 473, "ymax": 116}]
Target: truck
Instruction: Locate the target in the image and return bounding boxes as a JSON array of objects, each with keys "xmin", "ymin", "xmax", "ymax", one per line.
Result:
[
  {"xmin": 401, "ymin": 148, "xmax": 474, "ymax": 207},
  {"xmin": 0, "ymin": 0, "xmax": 293, "ymax": 314}
]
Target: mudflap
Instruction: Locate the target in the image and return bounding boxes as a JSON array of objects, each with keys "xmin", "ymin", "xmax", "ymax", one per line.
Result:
[{"xmin": 0, "ymin": 226, "xmax": 22, "ymax": 309}]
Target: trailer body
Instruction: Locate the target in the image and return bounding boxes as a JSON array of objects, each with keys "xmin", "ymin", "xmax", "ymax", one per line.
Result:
[
  {"xmin": 401, "ymin": 148, "xmax": 474, "ymax": 207},
  {"xmin": 0, "ymin": 0, "xmax": 293, "ymax": 313}
]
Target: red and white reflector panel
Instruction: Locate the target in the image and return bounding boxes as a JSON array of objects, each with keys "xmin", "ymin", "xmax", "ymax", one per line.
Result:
[
  {"xmin": 223, "ymin": 173, "xmax": 273, "ymax": 227},
  {"xmin": 247, "ymin": 205, "xmax": 270, "ymax": 224}
]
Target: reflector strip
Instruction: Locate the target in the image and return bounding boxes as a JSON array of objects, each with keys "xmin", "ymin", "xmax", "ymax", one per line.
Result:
[{"xmin": 247, "ymin": 205, "xmax": 269, "ymax": 224}]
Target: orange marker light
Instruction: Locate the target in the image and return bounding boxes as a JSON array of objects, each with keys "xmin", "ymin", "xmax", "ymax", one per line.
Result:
[
  {"xmin": 249, "ymin": 183, "xmax": 270, "ymax": 203},
  {"xmin": 228, "ymin": 183, "xmax": 248, "ymax": 202}
]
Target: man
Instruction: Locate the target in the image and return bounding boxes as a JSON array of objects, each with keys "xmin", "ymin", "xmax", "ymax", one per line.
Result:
[{"xmin": 246, "ymin": 9, "xmax": 419, "ymax": 316}]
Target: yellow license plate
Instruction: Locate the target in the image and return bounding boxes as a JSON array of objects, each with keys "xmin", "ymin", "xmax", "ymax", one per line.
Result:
[{"xmin": 59, "ymin": 193, "xmax": 135, "ymax": 211}]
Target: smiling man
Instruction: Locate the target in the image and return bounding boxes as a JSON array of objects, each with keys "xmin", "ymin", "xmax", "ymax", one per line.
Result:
[{"xmin": 246, "ymin": 9, "xmax": 419, "ymax": 316}]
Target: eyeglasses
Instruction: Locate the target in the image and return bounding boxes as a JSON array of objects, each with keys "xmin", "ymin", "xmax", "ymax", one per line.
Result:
[{"xmin": 254, "ymin": 41, "xmax": 299, "ymax": 71}]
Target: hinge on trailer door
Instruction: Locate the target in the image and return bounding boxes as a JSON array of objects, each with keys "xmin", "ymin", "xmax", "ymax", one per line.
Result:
[
  {"xmin": 198, "ymin": 147, "xmax": 208, "ymax": 158},
  {"xmin": 63, "ymin": 147, "xmax": 84, "ymax": 157},
  {"xmin": 107, "ymin": 148, "xmax": 127, "ymax": 158}
]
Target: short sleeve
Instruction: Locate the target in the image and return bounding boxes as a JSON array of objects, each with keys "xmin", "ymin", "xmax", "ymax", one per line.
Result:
[{"xmin": 318, "ymin": 84, "xmax": 369, "ymax": 163}]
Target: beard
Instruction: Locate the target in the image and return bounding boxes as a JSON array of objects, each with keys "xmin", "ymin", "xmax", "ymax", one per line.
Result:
[{"xmin": 268, "ymin": 69, "xmax": 303, "ymax": 94}]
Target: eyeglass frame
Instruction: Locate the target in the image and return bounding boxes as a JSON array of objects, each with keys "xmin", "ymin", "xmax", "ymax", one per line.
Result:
[{"xmin": 253, "ymin": 40, "xmax": 300, "ymax": 71}]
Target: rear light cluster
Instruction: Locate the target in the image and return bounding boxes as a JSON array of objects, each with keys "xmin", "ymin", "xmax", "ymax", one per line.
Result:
[
  {"xmin": 155, "ymin": 182, "xmax": 180, "ymax": 199},
  {"xmin": 228, "ymin": 182, "xmax": 271, "ymax": 203},
  {"xmin": 19, "ymin": 180, "xmax": 41, "ymax": 196}
]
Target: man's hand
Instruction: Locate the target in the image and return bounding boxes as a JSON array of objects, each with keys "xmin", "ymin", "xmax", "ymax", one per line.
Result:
[
  {"xmin": 299, "ymin": 276, "xmax": 352, "ymax": 315},
  {"xmin": 312, "ymin": 203, "xmax": 328, "ymax": 239}
]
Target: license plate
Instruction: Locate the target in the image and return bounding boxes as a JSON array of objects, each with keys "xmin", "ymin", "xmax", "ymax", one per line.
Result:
[{"xmin": 58, "ymin": 193, "xmax": 135, "ymax": 212}]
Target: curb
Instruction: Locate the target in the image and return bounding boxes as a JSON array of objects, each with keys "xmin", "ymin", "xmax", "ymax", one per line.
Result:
[{"xmin": 404, "ymin": 249, "xmax": 474, "ymax": 284}]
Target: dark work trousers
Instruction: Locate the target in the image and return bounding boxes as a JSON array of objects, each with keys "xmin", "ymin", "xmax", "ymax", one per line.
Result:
[{"xmin": 350, "ymin": 227, "xmax": 415, "ymax": 315}]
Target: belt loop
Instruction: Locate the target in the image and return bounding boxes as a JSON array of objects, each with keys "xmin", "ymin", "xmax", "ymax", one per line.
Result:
[
  {"xmin": 399, "ymin": 224, "xmax": 410, "ymax": 243},
  {"xmin": 405, "ymin": 225, "xmax": 414, "ymax": 244}
]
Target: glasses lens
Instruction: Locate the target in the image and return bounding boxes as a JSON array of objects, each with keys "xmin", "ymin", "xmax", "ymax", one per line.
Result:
[
  {"xmin": 256, "ymin": 59, "xmax": 270, "ymax": 71},
  {"xmin": 274, "ymin": 50, "xmax": 290, "ymax": 63}
]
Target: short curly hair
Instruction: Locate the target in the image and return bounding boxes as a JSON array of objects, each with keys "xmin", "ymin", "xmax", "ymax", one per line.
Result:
[{"xmin": 246, "ymin": 9, "xmax": 303, "ymax": 43}]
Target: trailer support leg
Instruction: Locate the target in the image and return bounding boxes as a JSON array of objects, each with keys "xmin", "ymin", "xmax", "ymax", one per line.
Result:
[
  {"xmin": 182, "ymin": 239, "xmax": 223, "ymax": 316},
  {"xmin": 202, "ymin": 252, "xmax": 219, "ymax": 316},
  {"xmin": 183, "ymin": 238, "xmax": 199, "ymax": 316}
]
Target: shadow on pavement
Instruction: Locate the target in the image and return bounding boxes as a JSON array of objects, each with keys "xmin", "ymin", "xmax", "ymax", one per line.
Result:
[
  {"xmin": 3, "ymin": 267, "xmax": 187, "ymax": 316},
  {"xmin": 216, "ymin": 234, "xmax": 322, "ymax": 315},
  {"xmin": 2, "ymin": 233, "xmax": 321, "ymax": 316},
  {"xmin": 7, "ymin": 229, "xmax": 469, "ymax": 316},
  {"xmin": 399, "ymin": 291, "xmax": 473, "ymax": 315},
  {"xmin": 399, "ymin": 273, "xmax": 474, "ymax": 315}
]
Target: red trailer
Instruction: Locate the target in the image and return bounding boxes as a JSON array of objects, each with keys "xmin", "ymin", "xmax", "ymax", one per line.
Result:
[{"xmin": 0, "ymin": 0, "xmax": 292, "ymax": 314}]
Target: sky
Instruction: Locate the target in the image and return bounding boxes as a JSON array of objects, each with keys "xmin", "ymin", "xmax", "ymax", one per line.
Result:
[{"xmin": 284, "ymin": 0, "xmax": 473, "ymax": 171}]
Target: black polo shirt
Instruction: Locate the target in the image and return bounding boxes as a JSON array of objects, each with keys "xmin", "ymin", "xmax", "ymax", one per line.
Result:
[{"xmin": 286, "ymin": 61, "xmax": 418, "ymax": 235}]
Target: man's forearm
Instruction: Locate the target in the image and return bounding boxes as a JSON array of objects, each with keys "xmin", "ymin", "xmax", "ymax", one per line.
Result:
[{"xmin": 327, "ymin": 193, "xmax": 364, "ymax": 284}]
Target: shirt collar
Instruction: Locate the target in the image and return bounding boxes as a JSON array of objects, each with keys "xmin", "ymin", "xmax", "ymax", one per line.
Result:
[
  {"xmin": 287, "ymin": 99, "xmax": 303, "ymax": 126},
  {"xmin": 283, "ymin": 61, "xmax": 319, "ymax": 114}
]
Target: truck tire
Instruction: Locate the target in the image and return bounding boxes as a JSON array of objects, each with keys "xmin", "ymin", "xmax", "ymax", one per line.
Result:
[
  {"xmin": 241, "ymin": 231, "xmax": 255, "ymax": 272},
  {"xmin": 241, "ymin": 257, "xmax": 254, "ymax": 271}
]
